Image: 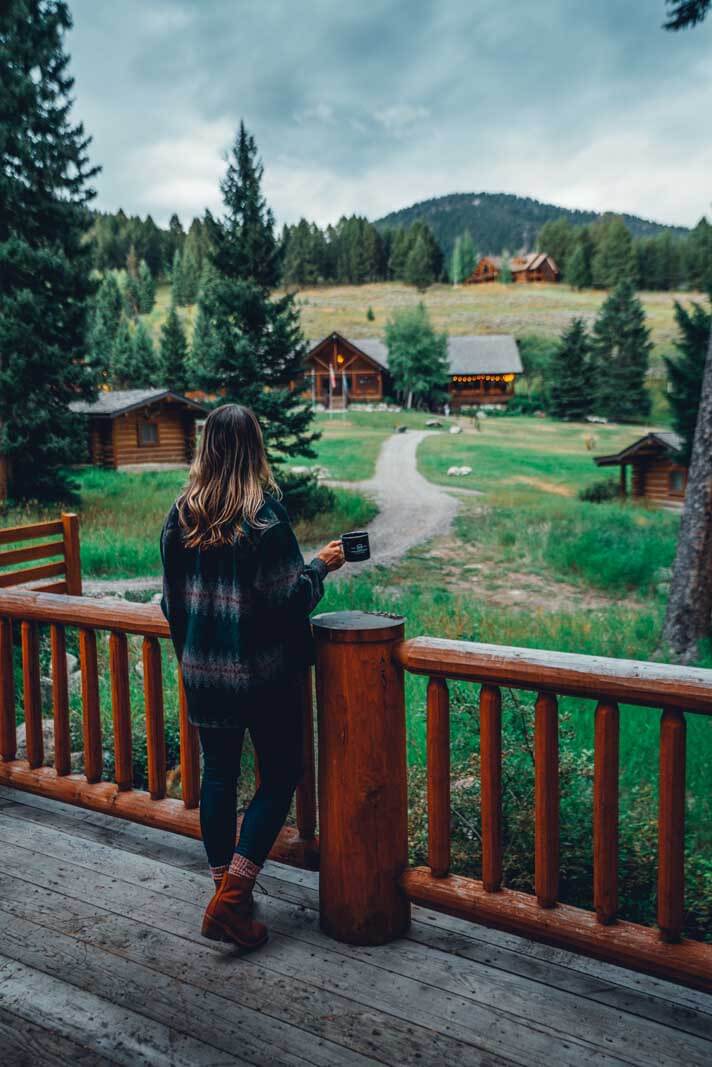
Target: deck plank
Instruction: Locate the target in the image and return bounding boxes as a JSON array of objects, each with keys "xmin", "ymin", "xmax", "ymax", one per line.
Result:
[
  {"xmin": 0, "ymin": 957, "xmax": 238, "ymax": 1066},
  {"xmin": 3, "ymin": 786, "xmax": 708, "ymax": 1017},
  {"xmin": 0, "ymin": 1002, "xmax": 116, "ymax": 1067},
  {"xmin": 1, "ymin": 790, "xmax": 711, "ymax": 1065},
  {"xmin": 1, "ymin": 815, "xmax": 710, "ymax": 1066},
  {"xmin": 0, "ymin": 905, "xmax": 389, "ymax": 1067}
]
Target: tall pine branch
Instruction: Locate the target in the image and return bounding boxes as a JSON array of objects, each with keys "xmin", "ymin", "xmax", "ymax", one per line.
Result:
[
  {"xmin": 0, "ymin": 0, "xmax": 99, "ymax": 500},
  {"xmin": 196, "ymin": 121, "xmax": 317, "ymax": 461}
]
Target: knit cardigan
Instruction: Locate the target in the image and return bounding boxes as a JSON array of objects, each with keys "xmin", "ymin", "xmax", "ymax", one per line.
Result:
[{"xmin": 160, "ymin": 494, "xmax": 328, "ymax": 728}]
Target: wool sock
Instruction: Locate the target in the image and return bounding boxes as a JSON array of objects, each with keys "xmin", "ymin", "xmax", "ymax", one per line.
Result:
[
  {"xmin": 229, "ymin": 852, "xmax": 261, "ymax": 881},
  {"xmin": 209, "ymin": 864, "xmax": 228, "ymax": 888}
]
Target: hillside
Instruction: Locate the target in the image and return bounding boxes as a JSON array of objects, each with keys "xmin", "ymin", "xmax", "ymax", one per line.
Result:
[{"xmin": 375, "ymin": 192, "xmax": 689, "ymax": 259}]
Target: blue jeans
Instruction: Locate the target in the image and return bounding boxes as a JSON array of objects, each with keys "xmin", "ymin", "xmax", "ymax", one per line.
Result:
[{"xmin": 198, "ymin": 683, "xmax": 303, "ymax": 869}]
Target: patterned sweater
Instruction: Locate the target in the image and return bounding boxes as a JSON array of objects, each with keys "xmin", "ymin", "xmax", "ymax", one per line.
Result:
[{"xmin": 160, "ymin": 494, "xmax": 328, "ymax": 728}]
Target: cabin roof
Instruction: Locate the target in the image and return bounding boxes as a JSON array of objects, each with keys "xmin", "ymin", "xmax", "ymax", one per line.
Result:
[
  {"xmin": 594, "ymin": 431, "xmax": 685, "ymax": 467},
  {"xmin": 306, "ymin": 334, "xmax": 523, "ymax": 377},
  {"xmin": 69, "ymin": 389, "xmax": 208, "ymax": 419}
]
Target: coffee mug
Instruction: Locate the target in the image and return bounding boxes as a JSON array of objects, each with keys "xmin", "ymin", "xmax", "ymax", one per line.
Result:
[{"xmin": 341, "ymin": 530, "xmax": 370, "ymax": 562}]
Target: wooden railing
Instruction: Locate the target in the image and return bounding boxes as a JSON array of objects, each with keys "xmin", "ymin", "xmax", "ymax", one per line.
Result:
[
  {"xmin": 311, "ymin": 612, "xmax": 712, "ymax": 993},
  {"xmin": 0, "ymin": 590, "xmax": 318, "ymax": 868},
  {"xmin": 0, "ymin": 513, "xmax": 82, "ymax": 595},
  {"xmin": 1, "ymin": 596, "xmax": 710, "ymax": 991}
]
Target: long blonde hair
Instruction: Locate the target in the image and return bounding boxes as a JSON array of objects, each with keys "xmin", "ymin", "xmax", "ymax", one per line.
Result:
[{"xmin": 177, "ymin": 404, "xmax": 279, "ymax": 549}]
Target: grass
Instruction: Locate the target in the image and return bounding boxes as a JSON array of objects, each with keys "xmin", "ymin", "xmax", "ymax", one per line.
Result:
[
  {"xmin": 150, "ymin": 278, "xmax": 704, "ymax": 379},
  {"xmin": 0, "ymin": 463, "xmax": 376, "ymax": 579}
]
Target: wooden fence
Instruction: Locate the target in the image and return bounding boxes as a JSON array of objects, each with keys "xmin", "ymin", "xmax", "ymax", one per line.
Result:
[
  {"xmin": 0, "ymin": 594, "xmax": 710, "ymax": 992},
  {"xmin": 0, "ymin": 514, "xmax": 82, "ymax": 595},
  {"xmin": 312, "ymin": 611, "xmax": 712, "ymax": 993},
  {"xmin": 0, "ymin": 589, "xmax": 317, "ymax": 869}
]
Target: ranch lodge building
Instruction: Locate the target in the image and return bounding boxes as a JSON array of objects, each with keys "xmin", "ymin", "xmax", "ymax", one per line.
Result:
[{"xmin": 302, "ymin": 332, "xmax": 523, "ymax": 410}]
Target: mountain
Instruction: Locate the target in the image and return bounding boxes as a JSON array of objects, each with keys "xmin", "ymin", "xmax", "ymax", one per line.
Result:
[{"xmin": 374, "ymin": 192, "xmax": 689, "ymax": 260}]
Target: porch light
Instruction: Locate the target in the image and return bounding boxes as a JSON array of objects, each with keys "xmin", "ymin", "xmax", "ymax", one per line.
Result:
[{"xmin": 336, "ymin": 353, "xmax": 345, "ymax": 364}]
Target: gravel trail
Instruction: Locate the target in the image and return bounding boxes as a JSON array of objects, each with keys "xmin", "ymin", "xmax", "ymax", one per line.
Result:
[
  {"xmin": 321, "ymin": 429, "xmax": 460, "ymax": 575},
  {"xmin": 82, "ymin": 430, "xmax": 461, "ymax": 596}
]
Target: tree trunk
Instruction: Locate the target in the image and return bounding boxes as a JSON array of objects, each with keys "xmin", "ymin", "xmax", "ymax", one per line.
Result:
[
  {"xmin": 406, "ymin": 390, "xmax": 413, "ymax": 410},
  {"xmin": 662, "ymin": 327, "xmax": 712, "ymax": 661},
  {"xmin": 0, "ymin": 455, "xmax": 7, "ymax": 503}
]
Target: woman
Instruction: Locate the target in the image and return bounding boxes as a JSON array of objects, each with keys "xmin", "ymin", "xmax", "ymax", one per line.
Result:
[{"xmin": 161, "ymin": 404, "xmax": 344, "ymax": 949}]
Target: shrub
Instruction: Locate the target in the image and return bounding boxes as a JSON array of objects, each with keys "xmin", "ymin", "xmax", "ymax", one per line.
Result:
[
  {"xmin": 278, "ymin": 469, "xmax": 336, "ymax": 523},
  {"xmin": 579, "ymin": 478, "xmax": 620, "ymax": 503}
]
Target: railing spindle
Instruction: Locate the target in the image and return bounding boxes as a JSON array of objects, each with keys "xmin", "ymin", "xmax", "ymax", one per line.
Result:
[
  {"xmin": 295, "ymin": 667, "xmax": 317, "ymax": 840},
  {"xmin": 658, "ymin": 707, "xmax": 686, "ymax": 943},
  {"xmin": 21, "ymin": 621, "xmax": 43, "ymax": 768},
  {"xmin": 79, "ymin": 628, "xmax": 102, "ymax": 783},
  {"xmin": 0, "ymin": 617, "xmax": 16, "ymax": 761},
  {"xmin": 593, "ymin": 700, "xmax": 619, "ymax": 924},
  {"xmin": 109, "ymin": 632, "xmax": 132, "ymax": 791},
  {"xmin": 142, "ymin": 636, "xmax": 166, "ymax": 800},
  {"xmin": 50, "ymin": 624, "xmax": 71, "ymax": 776},
  {"xmin": 427, "ymin": 676, "xmax": 450, "ymax": 878},
  {"xmin": 534, "ymin": 691, "xmax": 559, "ymax": 908},
  {"xmin": 480, "ymin": 684, "xmax": 502, "ymax": 892},
  {"xmin": 177, "ymin": 668, "xmax": 200, "ymax": 809}
]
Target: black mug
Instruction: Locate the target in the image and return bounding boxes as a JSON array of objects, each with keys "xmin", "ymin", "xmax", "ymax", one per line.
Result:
[{"xmin": 341, "ymin": 530, "xmax": 370, "ymax": 562}]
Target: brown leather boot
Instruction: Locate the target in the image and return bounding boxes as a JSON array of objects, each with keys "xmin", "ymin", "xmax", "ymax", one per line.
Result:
[{"xmin": 201, "ymin": 872, "xmax": 268, "ymax": 949}]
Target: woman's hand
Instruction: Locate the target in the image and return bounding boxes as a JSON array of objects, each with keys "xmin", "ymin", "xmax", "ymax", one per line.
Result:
[{"xmin": 317, "ymin": 540, "xmax": 345, "ymax": 572}]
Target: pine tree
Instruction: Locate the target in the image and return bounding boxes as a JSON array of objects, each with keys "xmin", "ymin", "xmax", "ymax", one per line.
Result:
[
  {"xmin": 664, "ymin": 298, "xmax": 711, "ymax": 462},
  {"xmin": 110, "ymin": 317, "xmax": 137, "ymax": 388},
  {"xmin": 138, "ymin": 259, "xmax": 156, "ymax": 313},
  {"xmin": 122, "ymin": 271, "xmax": 142, "ymax": 317},
  {"xmin": 591, "ymin": 216, "xmax": 635, "ymax": 288},
  {"xmin": 565, "ymin": 243, "xmax": 589, "ymax": 289},
  {"xmin": 0, "ymin": 0, "xmax": 99, "ymax": 500},
  {"xmin": 548, "ymin": 318, "xmax": 592, "ymax": 420},
  {"xmin": 404, "ymin": 232, "xmax": 435, "ymax": 291},
  {"xmin": 180, "ymin": 247, "xmax": 200, "ymax": 304},
  {"xmin": 385, "ymin": 304, "xmax": 449, "ymax": 409},
  {"xmin": 88, "ymin": 273, "xmax": 123, "ymax": 380},
  {"xmin": 450, "ymin": 237, "xmax": 465, "ymax": 285},
  {"xmin": 591, "ymin": 280, "xmax": 652, "ymax": 421},
  {"xmin": 189, "ymin": 303, "xmax": 215, "ymax": 381},
  {"xmin": 196, "ymin": 121, "xmax": 317, "ymax": 461},
  {"xmin": 132, "ymin": 320, "xmax": 159, "ymax": 387},
  {"xmin": 499, "ymin": 251, "xmax": 513, "ymax": 284},
  {"xmin": 459, "ymin": 231, "xmax": 477, "ymax": 280},
  {"xmin": 159, "ymin": 304, "xmax": 190, "ymax": 392},
  {"xmin": 171, "ymin": 248, "xmax": 186, "ymax": 305}
]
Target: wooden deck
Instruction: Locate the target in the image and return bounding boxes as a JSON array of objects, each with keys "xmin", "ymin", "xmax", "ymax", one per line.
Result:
[{"xmin": 0, "ymin": 788, "xmax": 710, "ymax": 1067}]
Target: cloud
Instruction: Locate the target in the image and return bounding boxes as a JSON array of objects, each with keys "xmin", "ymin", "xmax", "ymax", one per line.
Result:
[{"xmin": 67, "ymin": 0, "xmax": 712, "ymax": 229}]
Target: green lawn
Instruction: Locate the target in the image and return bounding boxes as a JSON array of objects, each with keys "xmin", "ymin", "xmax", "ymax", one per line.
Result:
[{"xmin": 0, "ymin": 465, "xmax": 375, "ymax": 579}]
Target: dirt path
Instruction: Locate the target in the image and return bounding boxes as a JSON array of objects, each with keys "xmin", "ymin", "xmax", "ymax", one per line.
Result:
[
  {"xmin": 322, "ymin": 429, "xmax": 461, "ymax": 576},
  {"xmin": 82, "ymin": 431, "xmax": 461, "ymax": 596}
]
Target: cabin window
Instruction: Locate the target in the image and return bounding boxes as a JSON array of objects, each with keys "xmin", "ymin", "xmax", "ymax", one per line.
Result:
[
  {"xmin": 357, "ymin": 374, "xmax": 379, "ymax": 392},
  {"xmin": 137, "ymin": 419, "xmax": 158, "ymax": 447},
  {"xmin": 669, "ymin": 468, "xmax": 686, "ymax": 496}
]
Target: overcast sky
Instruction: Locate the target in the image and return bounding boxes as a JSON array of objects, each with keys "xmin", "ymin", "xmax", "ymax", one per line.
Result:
[{"xmin": 68, "ymin": 1, "xmax": 712, "ymax": 230}]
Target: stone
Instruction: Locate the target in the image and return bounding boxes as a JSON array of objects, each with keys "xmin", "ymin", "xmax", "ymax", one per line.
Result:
[
  {"xmin": 16, "ymin": 718, "xmax": 56, "ymax": 765},
  {"xmin": 449, "ymin": 425, "xmax": 463, "ymax": 434}
]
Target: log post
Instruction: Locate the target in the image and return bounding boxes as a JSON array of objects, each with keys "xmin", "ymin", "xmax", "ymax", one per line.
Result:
[
  {"xmin": 313, "ymin": 610, "xmax": 410, "ymax": 945},
  {"xmin": 61, "ymin": 513, "xmax": 82, "ymax": 596}
]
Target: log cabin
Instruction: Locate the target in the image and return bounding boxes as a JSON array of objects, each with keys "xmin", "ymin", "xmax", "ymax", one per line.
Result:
[
  {"xmin": 70, "ymin": 389, "xmax": 207, "ymax": 469},
  {"xmin": 594, "ymin": 431, "xmax": 688, "ymax": 507},
  {"xmin": 301, "ymin": 332, "xmax": 522, "ymax": 410},
  {"xmin": 465, "ymin": 252, "xmax": 560, "ymax": 284}
]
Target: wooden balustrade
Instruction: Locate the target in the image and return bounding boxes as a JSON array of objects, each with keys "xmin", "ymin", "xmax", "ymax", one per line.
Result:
[
  {"xmin": 0, "ymin": 590, "xmax": 319, "ymax": 870},
  {"xmin": 394, "ymin": 635, "xmax": 712, "ymax": 993},
  {"xmin": 0, "ymin": 513, "xmax": 82, "ymax": 595},
  {"xmin": 2, "ymin": 594, "xmax": 711, "ymax": 991}
]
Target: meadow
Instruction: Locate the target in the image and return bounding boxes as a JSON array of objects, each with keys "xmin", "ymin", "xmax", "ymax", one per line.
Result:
[{"xmin": 1, "ymin": 411, "xmax": 710, "ymax": 936}]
